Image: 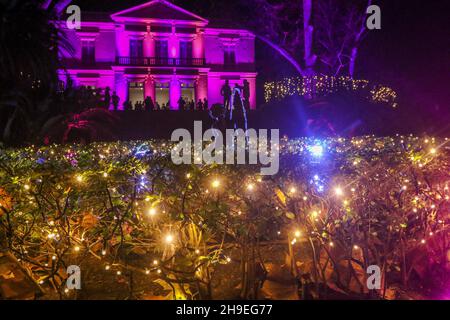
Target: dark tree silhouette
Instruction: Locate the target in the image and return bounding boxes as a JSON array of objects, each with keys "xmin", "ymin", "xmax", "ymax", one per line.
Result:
[{"xmin": 0, "ymin": 0, "xmax": 72, "ymax": 146}]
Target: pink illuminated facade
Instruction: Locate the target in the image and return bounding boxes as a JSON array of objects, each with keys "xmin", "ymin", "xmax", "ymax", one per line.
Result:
[{"xmin": 58, "ymin": 0, "xmax": 257, "ymax": 110}]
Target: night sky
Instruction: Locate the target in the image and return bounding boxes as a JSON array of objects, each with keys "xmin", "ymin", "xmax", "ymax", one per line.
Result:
[{"xmin": 72, "ymin": 0, "xmax": 449, "ymax": 110}]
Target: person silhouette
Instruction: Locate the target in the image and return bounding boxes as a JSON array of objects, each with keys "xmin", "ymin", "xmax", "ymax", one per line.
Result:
[
  {"xmin": 177, "ymin": 96, "xmax": 186, "ymax": 111},
  {"xmin": 229, "ymin": 84, "xmax": 247, "ymax": 131},
  {"xmin": 209, "ymin": 103, "xmax": 226, "ymax": 136},
  {"xmin": 203, "ymin": 98, "xmax": 208, "ymax": 110},
  {"xmin": 197, "ymin": 99, "xmax": 203, "ymax": 111},
  {"xmin": 220, "ymin": 80, "xmax": 232, "ymax": 110},
  {"xmin": 112, "ymin": 91, "xmax": 119, "ymax": 111},
  {"xmin": 243, "ymin": 79, "xmax": 250, "ymax": 110},
  {"xmin": 144, "ymin": 96, "xmax": 154, "ymax": 111},
  {"xmin": 104, "ymin": 86, "xmax": 111, "ymax": 109}
]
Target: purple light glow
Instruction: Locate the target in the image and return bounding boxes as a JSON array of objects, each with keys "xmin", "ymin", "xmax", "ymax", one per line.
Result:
[{"xmin": 57, "ymin": 0, "xmax": 258, "ymax": 109}]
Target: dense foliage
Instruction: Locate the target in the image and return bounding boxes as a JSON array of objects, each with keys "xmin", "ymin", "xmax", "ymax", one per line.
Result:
[{"xmin": 0, "ymin": 136, "xmax": 448, "ymax": 299}]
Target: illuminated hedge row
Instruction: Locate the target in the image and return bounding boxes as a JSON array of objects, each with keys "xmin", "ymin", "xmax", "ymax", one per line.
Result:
[
  {"xmin": 264, "ymin": 76, "xmax": 398, "ymax": 107},
  {"xmin": 0, "ymin": 136, "xmax": 448, "ymax": 299}
]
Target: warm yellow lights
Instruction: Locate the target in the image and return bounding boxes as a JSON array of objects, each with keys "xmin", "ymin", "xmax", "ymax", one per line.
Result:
[
  {"xmin": 165, "ymin": 234, "xmax": 174, "ymax": 244},
  {"xmin": 148, "ymin": 207, "xmax": 157, "ymax": 216},
  {"xmin": 76, "ymin": 175, "xmax": 83, "ymax": 183},
  {"xmin": 294, "ymin": 230, "xmax": 301, "ymax": 238},
  {"xmin": 74, "ymin": 246, "xmax": 80, "ymax": 252},
  {"xmin": 212, "ymin": 179, "xmax": 220, "ymax": 188},
  {"xmin": 247, "ymin": 183, "xmax": 255, "ymax": 191}
]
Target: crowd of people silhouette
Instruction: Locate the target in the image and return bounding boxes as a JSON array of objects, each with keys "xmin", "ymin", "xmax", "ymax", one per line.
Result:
[{"xmin": 94, "ymin": 79, "xmax": 250, "ymax": 114}]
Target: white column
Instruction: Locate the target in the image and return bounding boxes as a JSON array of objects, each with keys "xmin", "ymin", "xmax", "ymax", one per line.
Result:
[{"xmin": 170, "ymin": 74, "xmax": 181, "ymax": 110}]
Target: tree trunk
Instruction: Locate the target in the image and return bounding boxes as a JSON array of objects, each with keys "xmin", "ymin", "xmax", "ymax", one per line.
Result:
[
  {"xmin": 349, "ymin": 0, "xmax": 372, "ymax": 77},
  {"xmin": 303, "ymin": 0, "xmax": 316, "ymax": 75}
]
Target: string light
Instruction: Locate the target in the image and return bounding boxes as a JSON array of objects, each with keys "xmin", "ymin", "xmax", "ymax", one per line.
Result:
[
  {"xmin": 148, "ymin": 207, "xmax": 157, "ymax": 216},
  {"xmin": 212, "ymin": 179, "xmax": 220, "ymax": 188},
  {"xmin": 334, "ymin": 187, "xmax": 343, "ymax": 196},
  {"xmin": 165, "ymin": 234, "xmax": 174, "ymax": 244},
  {"xmin": 1, "ymin": 136, "xmax": 447, "ymax": 299},
  {"xmin": 264, "ymin": 76, "xmax": 397, "ymax": 107}
]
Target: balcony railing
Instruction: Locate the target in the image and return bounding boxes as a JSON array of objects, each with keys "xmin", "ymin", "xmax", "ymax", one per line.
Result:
[{"xmin": 116, "ymin": 56, "xmax": 206, "ymax": 67}]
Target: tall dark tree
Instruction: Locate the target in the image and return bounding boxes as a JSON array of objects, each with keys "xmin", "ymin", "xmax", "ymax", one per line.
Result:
[{"xmin": 0, "ymin": 0, "xmax": 71, "ymax": 146}]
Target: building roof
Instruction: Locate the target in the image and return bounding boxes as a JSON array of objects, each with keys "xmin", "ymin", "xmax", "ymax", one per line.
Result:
[{"xmin": 111, "ymin": 0, "xmax": 208, "ymax": 24}]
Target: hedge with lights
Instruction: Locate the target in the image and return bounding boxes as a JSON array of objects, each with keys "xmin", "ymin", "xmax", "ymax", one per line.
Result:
[
  {"xmin": 264, "ymin": 76, "xmax": 398, "ymax": 108},
  {"xmin": 0, "ymin": 136, "xmax": 448, "ymax": 299}
]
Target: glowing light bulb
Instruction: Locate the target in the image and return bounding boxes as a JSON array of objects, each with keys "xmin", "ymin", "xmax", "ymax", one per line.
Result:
[
  {"xmin": 212, "ymin": 180, "xmax": 220, "ymax": 188},
  {"xmin": 74, "ymin": 246, "xmax": 80, "ymax": 252},
  {"xmin": 101, "ymin": 250, "xmax": 107, "ymax": 256},
  {"xmin": 153, "ymin": 260, "xmax": 158, "ymax": 265},
  {"xmin": 247, "ymin": 183, "xmax": 254, "ymax": 191},
  {"xmin": 24, "ymin": 184, "xmax": 30, "ymax": 190},
  {"xmin": 76, "ymin": 175, "xmax": 83, "ymax": 183},
  {"xmin": 294, "ymin": 230, "xmax": 301, "ymax": 238},
  {"xmin": 116, "ymin": 271, "xmax": 121, "ymax": 275},
  {"xmin": 430, "ymin": 148, "xmax": 436, "ymax": 154},
  {"xmin": 165, "ymin": 234, "xmax": 174, "ymax": 244},
  {"xmin": 335, "ymin": 187, "xmax": 343, "ymax": 196},
  {"xmin": 148, "ymin": 207, "xmax": 157, "ymax": 216},
  {"xmin": 329, "ymin": 241, "xmax": 334, "ymax": 247},
  {"xmin": 186, "ymin": 173, "xmax": 191, "ymax": 179},
  {"xmin": 145, "ymin": 270, "xmax": 150, "ymax": 275},
  {"xmin": 420, "ymin": 239, "xmax": 426, "ymax": 244},
  {"xmin": 309, "ymin": 144, "xmax": 324, "ymax": 157},
  {"xmin": 103, "ymin": 172, "xmax": 108, "ymax": 178},
  {"xmin": 289, "ymin": 187, "xmax": 296, "ymax": 194},
  {"xmin": 353, "ymin": 245, "xmax": 359, "ymax": 250}
]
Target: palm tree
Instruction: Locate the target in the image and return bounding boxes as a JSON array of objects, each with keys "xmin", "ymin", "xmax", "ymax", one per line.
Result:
[{"xmin": 0, "ymin": 0, "xmax": 72, "ymax": 146}]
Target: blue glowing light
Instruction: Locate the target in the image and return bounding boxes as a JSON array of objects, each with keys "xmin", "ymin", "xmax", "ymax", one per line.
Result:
[
  {"xmin": 308, "ymin": 144, "xmax": 324, "ymax": 157},
  {"xmin": 134, "ymin": 144, "xmax": 151, "ymax": 158}
]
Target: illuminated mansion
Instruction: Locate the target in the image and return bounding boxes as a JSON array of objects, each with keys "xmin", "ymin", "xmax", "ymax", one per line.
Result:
[{"xmin": 58, "ymin": 0, "xmax": 257, "ymax": 109}]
